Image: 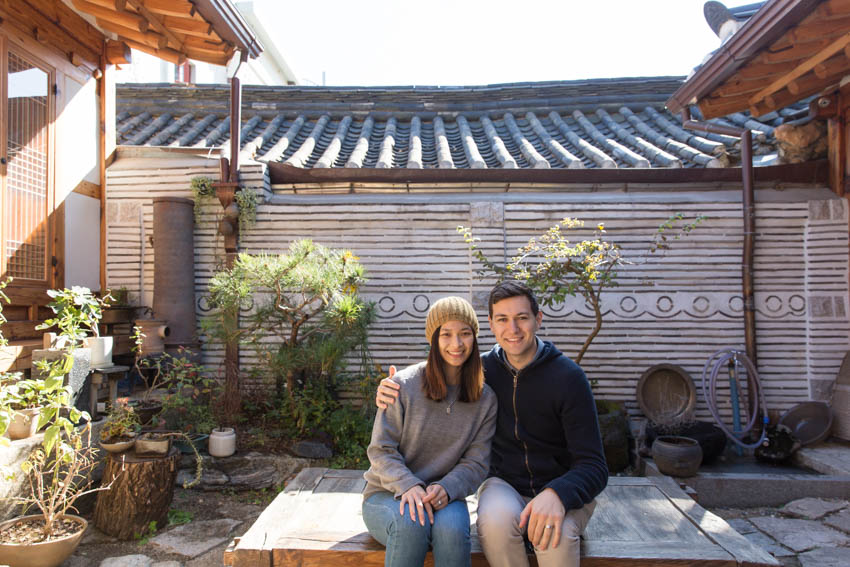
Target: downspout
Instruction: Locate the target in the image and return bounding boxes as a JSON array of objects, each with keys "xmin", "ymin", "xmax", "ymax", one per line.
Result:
[
  {"xmin": 217, "ymin": 54, "xmax": 243, "ymax": 423},
  {"xmin": 682, "ymin": 108, "xmax": 758, "ymax": 419}
]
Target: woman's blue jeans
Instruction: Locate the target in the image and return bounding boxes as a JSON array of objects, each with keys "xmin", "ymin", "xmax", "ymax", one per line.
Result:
[{"xmin": 362, "ymin": 491, "xmax": 471, "ymax": 567}]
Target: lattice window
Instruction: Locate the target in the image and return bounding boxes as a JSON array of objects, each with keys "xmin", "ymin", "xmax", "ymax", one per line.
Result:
[{"xmin": 3, "ymin": 50, "xmax": 49, "ymax": 281}]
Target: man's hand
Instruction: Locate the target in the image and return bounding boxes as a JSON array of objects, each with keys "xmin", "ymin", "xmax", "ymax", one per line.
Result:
[
  {"xmin": 519, "ymin": 488, "xmax": 565, "ymax": 550},
  {"xmin": 375, "ymin": 365, "xmax": 399, "ymax": 409},
  {"xmin": 400, "ymin": 485, "xmax": 433, "ymax": 525}
]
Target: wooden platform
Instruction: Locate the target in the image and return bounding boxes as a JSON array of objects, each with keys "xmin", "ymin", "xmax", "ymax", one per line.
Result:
[{"xmin": 224, "ymin": 468, "xmax": 778, "ymax": 567}]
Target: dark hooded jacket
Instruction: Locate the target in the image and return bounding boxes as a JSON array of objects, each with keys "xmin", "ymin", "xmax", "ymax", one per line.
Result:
[{"xmin": 482, "ymin": 340, "xmax": 608, "ymax": 511}]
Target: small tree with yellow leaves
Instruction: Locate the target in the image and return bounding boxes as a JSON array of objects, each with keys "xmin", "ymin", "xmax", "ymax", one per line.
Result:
[{"xmin": 459, "ymin": 214, "xmax": 704, "ymax": 363}]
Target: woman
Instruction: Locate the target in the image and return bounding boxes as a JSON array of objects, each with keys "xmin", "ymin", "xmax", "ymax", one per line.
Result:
[{"xmin": 363, "ymin": 296, "xmax": 497, "ymax": 567}]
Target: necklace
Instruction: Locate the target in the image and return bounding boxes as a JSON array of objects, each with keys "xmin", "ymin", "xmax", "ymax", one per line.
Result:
[{"xmin": 446, "ymin": 385, "xmax": 459, "ymax": 414}]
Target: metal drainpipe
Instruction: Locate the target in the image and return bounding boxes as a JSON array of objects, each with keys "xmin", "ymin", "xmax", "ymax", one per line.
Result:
[{"xmin": 682, "ymin": 108, "xmax": 759, "ymax": 418}]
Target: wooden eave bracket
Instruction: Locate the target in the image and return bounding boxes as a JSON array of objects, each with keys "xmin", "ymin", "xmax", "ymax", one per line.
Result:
[{"xmin": 810, "ymin": 93, "xmax": 840, "ymax": 118}]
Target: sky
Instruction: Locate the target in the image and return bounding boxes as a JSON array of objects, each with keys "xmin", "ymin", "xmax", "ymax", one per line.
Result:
[{"xmin": 251, "ymin": 0, "xmax": 758, "ymax": 87}]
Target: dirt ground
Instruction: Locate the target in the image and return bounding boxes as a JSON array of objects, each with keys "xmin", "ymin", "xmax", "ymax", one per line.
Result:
[{"xmin": 62, "ymin": 485, "xmax": 275, "ymax": 567}]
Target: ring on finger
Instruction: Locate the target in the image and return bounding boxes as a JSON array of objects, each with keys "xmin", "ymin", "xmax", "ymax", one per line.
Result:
[
  {"xmin": 544, "ymin": 524, "xmax": 553, "ymax": 529},
  {"xmin": 417, "ymin": 501, "xmax": 423, "ymax": 507}
]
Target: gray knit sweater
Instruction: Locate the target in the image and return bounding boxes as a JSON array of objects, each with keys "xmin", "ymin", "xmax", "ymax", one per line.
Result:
[{"xmin": 363, "ymin": 361, "xmax": 498, "ymax": 503}]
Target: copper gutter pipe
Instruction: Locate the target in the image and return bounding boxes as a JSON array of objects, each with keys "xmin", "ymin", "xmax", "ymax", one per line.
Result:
[{"xmin": 682, "ymin": 108, "xmax": 758, "ymax": 418}]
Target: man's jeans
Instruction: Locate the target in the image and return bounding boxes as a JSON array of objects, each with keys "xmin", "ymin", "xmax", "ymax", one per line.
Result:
[
  {"xmin": 476, "ymin": 477, "xmax": 596, "ymax": 567},
  {"xmin": 362, "ymin": 491, "xmax": 471, "ymax": 567}
]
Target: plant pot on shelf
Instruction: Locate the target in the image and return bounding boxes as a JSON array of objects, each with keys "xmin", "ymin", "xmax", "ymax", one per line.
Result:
[
  {"xmin": 6, "ymin": 407, "xmax": 41, "ymax": 440},
  {"xmin": 99, "ymin": 438, "xmax": 135, "ymax": 453},
  {"xmin": 0, "ymin": 514, "xmax": 87, "ymax": 567},
  {"xmin": 174, "ymin": 433, "xmax": 208, "ymax": 455},
  {"xmin": 135, "ymin": 433, "xmax": 171, "ymax": 456},
  {"xmin": 129, "ymin": 400, "xmax": 162, "ymax": 426},
  {"xmin": 84, "ymin": 336, "xmax": 113, "ymax": 368},
  {"xmin": 208, "ymin": 427, "xmax": 236, "ymax": 457},
  {"xmin": 651, "ymin": 435, "xmax": 703, "ymax": 478}
]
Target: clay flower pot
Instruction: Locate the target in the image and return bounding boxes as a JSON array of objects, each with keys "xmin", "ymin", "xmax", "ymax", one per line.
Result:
[
  {"xmin": 99, "ymin": 438, "xmax": 135, "ymax": 453},
  {"xmin": 0, "ymin": 514, "xmax": 87, "ymax": 567},
  {"xmin": 6, "ymin": 408, "xmax": 41, "ymax": 440},
  {"xmin": 651, "ymin": 435, "xmax": 703, "ymax": 477}
]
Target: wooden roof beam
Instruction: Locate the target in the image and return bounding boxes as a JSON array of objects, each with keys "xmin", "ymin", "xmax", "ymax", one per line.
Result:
[
  {"xmin": 123, "ymin": 39, "xmax": 185, "ymax": 65},
  {"xmin": 96, "ymin": 19, "xmax": 168, "ymax": 50},
  {"xmin": 125, "ymin": 0, "xmax": 185, "ymax": 52},
  {"xmin": 71, "ymin": 0, "xmax": 148, "ymax": 33},
  {"xmin": 749, "ymin": 30, "xmax": 850, "ymax": 108},
  {"xmin": 129, "ymin": 0, "xmax": 195, "ymax": 19},
  {"xmin": 0, "ymin": 1, "xmax": 100, "ymax": 65},
  {"xmin": 105, "ymin": 39, "xmax": 131, "ymax": 64},
  {"xmin": 161, "ymin": 16, "xmax": 216, "ymax": 39},
  {"xmin": 771, "ymin": 14, "xmax": 850, "ymax": 49}
]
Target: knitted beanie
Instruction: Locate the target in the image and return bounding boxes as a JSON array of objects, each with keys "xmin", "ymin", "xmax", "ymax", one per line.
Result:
[{"xmin": 425, "ymin": 296, "xmax": 479, "ymax": 341}]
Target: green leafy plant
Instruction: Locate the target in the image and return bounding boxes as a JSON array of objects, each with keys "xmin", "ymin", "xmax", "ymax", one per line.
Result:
[
  {"xmin": 205, "ymin": 240, "xmax": 375, "ymax": 402},
  {"xmin": 135, "ymin": 520, "xmax": 159, "ymax": 545},
  {"xmin": 36, "ymin": 286, "xmax": 112, "ymax": 343},
  {"xmin": 191, "ymin": 176, "xmax": 216, "ymax": 226},
  {"xmin": 234, "ymin": 189, "xmax": 259, "ymax": 233},
  {"xmin": 167, "ymin": 508, "xmax": 193, "ymax": 526},
  {"xmin": 459, "ymin": 213, "xmax": 705, "ymax": 363},
  {"xmin": 99, "ymin": 398, "xmax": 141, "ymax": 443},
  {"xmin": 158, "ymin": 349, "xmax": 217, "ymax": 435}
]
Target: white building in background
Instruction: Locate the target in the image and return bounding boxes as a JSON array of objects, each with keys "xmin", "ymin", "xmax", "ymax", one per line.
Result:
[{"xmin": 113, "ymin": 1, "xmax": 297, "ymax": 86}]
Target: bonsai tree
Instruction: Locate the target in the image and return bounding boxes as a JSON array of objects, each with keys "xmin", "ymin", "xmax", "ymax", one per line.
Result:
[
  {"xmin": 99, "ymin": 398, "xmax": 141, "ymax": 444},
  {"xmin": 459, "ymin": 213, "xmax": 704, "ymax": 363},
  {"xmin": 205, "ymin": 240, "xmax": 375, "ymax": 405}
]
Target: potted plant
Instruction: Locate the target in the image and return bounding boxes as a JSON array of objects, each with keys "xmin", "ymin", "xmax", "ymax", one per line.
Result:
[
  {"xmin": 158, "ymin": 348, "xmax": 215, "ymax": 454},
  {"xmin": 100, "ymin": 287, "xmax": 136, "ymax": 326},
  {"xmin": 0, "ymin": 378, "xmax": 50, "ymax": 441},
  {"xmin": 36, "ymin": 286, "xmax": 113, "ymax": 369},
  {"xmin": 99, "ymin": 398, "xmax": 140, "ymax": 453},
  {"xmin": 0, "ymin": 348, "xmax": 114, "ymax": 567}
]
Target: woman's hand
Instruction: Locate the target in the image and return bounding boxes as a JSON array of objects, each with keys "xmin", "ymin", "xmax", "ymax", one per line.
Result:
[
  {"xmin": 376, "ymin": 366, "xmax": 399, "ymax": 409},
  {"xmin": 422, "ymin": 483, "xmax": 448, "ymax": 511},
  {"xmin": 400, "ymin": 485, "xmax": 433, "ymax": 526}
]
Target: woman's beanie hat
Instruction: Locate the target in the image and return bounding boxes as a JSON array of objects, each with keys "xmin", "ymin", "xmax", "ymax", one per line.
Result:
[{"xmin": 425, "ymin": 296, "xmax": 480, "ymax": 340}]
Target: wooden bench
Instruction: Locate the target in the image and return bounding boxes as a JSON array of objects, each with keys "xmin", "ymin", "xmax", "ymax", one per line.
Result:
[{"xmin": 224, "ymin": 468, "xmax": 778, "ymax": 566}]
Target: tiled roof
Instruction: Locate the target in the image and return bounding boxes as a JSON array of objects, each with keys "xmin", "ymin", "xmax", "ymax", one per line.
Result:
[{"xmin": 116, "ymin": 77, "xmax": 806, "ymax": 170}]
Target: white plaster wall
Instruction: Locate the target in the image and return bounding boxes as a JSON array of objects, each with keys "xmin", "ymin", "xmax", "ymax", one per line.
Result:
[
  {"xmin": 65, "ymin": 193, "xmax": 101, "ymax": 290},
  {"xmin": 55, "ymin": 74, "xmax": 99, "ymax": 202}
]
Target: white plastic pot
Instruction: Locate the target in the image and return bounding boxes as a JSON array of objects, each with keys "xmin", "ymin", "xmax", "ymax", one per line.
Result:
[
  {"xmin": 85, "ymin": 336, "xmax": 113, "ymax": 368},
  {"xmin": 208, "ymin": 427, "xmax": 236, "ymax": 458}
]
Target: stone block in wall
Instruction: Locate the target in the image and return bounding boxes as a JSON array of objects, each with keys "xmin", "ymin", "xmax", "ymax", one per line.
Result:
[
  {"xmin": 810, "ymin": 379, "xmax": 834, "ymax": 402},
  {"xmin": 809, "ymin": 296, "xmax": 846, "ymax": 319},
  {"xmin": 831, "ymin": 199, "xmax": 847, "ymax": 221},
  {"xmin": 809, "ymin": 200, "xmax": 832, "ymax": 221},
  {"xmin": 470, "ymin": 201, "xmax": 504, "ymax": 227}
]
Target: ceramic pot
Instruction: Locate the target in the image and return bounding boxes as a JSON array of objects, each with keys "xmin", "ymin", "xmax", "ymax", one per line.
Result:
[
  {"xmin": 208, "ymin": 427, "xmax": 236, "ymax": 457},
  {"xmin": 0, "ymin": 514, "xmax": 87, "ymax": 567},
  {"xmin": 129, "ymin": 400, "xmax": 162, "ymax": 425},
  {"xmin": 85, "ymin": 336, "xmax": 113, "ymax": 368},
  {"xmin": 175, "ymin": 433, "xmax": 208, "ymax": 455},
  {"xmin": 6, "ymin": 408, "xmax": 41, "ymax": 440},
  {"xmin": 99, "ymin": 438, "xmax": 135, "ymax": 453},
  {"xmin": 135, "ymin": 434, "xmax": 171, "ymax": 456},
  {"xmin": 651, "ymin": 435, "xmax": 703, "ymax": 477}
]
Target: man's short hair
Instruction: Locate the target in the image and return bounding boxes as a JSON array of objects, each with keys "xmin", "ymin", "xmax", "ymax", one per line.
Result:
[{"xmin": 488, "ymin": 280, "xmax": 540, "ymax": 317}]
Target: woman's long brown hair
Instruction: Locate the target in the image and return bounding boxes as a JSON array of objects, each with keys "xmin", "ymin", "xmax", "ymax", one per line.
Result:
[{"xmin": 423, "ymin": 327, "xmax": 483, "ymax": 403}]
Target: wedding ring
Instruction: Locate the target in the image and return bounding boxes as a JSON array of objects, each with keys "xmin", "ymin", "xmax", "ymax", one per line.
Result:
[
  {"xmin": 544, "ymin": 525, "xmax": 552, "ymax": 529},
  {"xmin": 437, "ymin": 500, "xmax": 442, "ymax": 506},
  {"xmin": 417, "ymin": 501, "xmax": 423, "ymax": 507}
]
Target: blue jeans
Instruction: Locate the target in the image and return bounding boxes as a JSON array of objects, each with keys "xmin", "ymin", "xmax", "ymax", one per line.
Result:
[{"xmin": 362, "ymin": 491, "xmax": 471, "ymax": 567}]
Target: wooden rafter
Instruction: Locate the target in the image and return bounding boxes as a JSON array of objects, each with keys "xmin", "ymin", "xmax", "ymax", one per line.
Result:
[
  {"xmin": 71, "ymin": 0, "xmax": 148, "ymax": 33},
  {"xmin": 125, "ymin": 0, "xmax": 186, "ymax": 52},
  {"xmin": 749, "ymin": 30, "xmax": 850, "ymax": 107},
  {"xmin": 123, "ymin": 38, "xmax": 186, "ymax": 65},
  {"xmin": 95, "ymin": 18, "xmax": 168, "ymax": 50},
  {"xmin": 0, "ymin": 0, "xmax": 101, "ymax": 65}
]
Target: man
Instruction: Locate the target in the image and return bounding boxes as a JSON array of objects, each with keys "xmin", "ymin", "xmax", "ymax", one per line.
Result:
[{"xmin": 376, "ymin": 280, "xmax": 608, "ymax": 567}]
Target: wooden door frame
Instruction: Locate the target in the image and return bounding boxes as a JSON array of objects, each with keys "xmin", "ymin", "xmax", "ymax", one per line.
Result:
[{"xmin": 0, "ymin": 30, "xmax": 61, "ymax": 329}]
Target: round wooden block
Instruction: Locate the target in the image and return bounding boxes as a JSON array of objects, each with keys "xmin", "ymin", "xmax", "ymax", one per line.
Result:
[{"xmin": 93, "ymin": 447, "xmax": 180, "ymax": 540}]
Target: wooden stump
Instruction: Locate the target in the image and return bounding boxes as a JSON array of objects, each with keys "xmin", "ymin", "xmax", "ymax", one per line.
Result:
[{"xmin": 93, "ymin": 447, "xmax": 180, "ymax": 540}]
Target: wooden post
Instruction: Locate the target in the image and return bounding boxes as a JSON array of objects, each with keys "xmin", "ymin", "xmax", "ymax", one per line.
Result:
[{"xmin": 93, "ymin": 448, "xmax": 180, "ymax": 540}]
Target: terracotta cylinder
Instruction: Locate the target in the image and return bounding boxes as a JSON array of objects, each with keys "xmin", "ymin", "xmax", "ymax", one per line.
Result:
[{"xmin": 153, "ymin": 197, "xmax": 196, "ymax": 349}]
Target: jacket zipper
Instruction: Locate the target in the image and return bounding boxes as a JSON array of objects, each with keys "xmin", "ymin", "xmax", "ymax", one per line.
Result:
[{"xmin": 511, "ymin": 367, "xmax": 536, "ymax": 495}]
